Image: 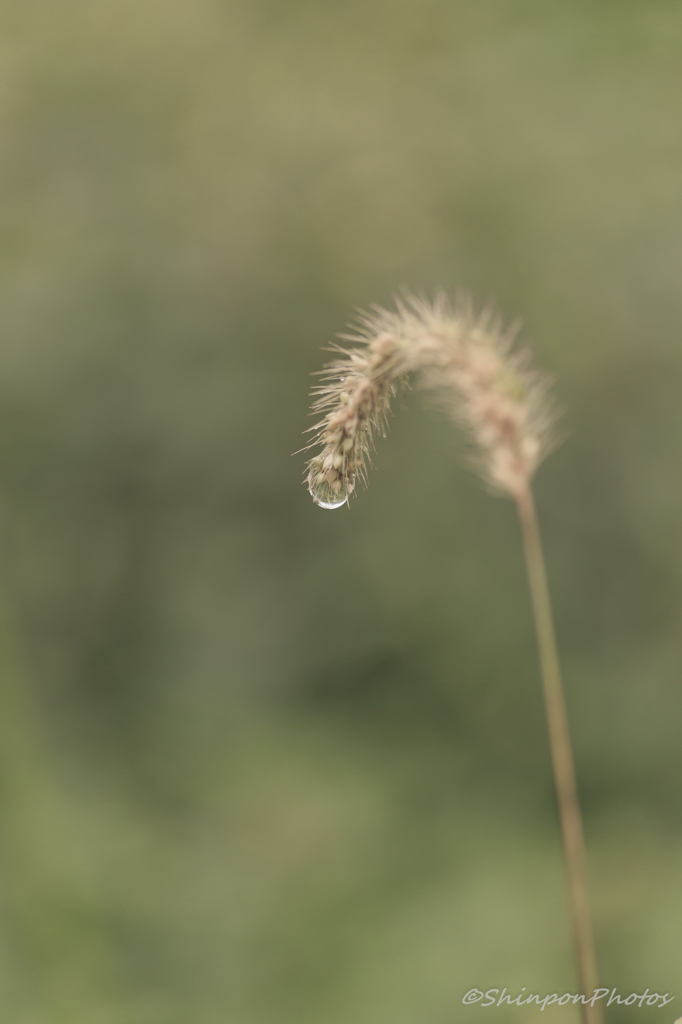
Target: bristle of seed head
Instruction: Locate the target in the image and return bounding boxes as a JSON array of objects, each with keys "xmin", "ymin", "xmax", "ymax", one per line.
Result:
[{"xmin": 303, "ymin": 293, "xmax": 556, "ymax": 506}]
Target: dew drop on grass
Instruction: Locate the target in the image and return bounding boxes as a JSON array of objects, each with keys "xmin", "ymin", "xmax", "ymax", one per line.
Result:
[
  {"xmin": 308, "ymin": 475, "xmax": 353, "ymax": 509},
  {"xmin": 313, "ymin": 495, "xmax": 347, "ymax": 509}
]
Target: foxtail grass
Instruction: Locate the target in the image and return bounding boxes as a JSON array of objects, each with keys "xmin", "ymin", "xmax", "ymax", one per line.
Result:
[{"xmin": 300, "ymin": 293, "xmax": 602, "ymax": 1024}]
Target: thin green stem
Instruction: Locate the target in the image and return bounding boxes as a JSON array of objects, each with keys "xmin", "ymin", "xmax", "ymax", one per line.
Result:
[{"xmin": 516, "ymin": 486, "xmax": 602, "ymax": 1024}]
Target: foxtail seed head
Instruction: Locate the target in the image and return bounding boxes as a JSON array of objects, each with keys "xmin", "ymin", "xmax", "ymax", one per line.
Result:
[{"xmin": 303, "ymin": 294, "xmax": 556, "ymax": 506}]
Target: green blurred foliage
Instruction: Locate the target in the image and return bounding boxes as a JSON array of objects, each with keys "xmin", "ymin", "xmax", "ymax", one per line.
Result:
[{"xmin": 0, "ymin": 0, "xmax": 679, "ymax": 1021}]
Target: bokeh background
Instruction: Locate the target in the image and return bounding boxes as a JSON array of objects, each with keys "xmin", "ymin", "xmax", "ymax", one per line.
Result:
[{"xmin": 0, "ymin": 1, "xmax": 680, "ymax": 1022}]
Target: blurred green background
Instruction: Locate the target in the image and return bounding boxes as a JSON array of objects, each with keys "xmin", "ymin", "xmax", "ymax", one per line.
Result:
[{"xmin": 0, "ymin": 1, "xmax": 680, "ymax": 1021}]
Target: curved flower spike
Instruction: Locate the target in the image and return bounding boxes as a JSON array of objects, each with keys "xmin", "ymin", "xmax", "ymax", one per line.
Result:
[{"xmin": 303, "ymin": 293, "xmax": 555, "ymax": 506}]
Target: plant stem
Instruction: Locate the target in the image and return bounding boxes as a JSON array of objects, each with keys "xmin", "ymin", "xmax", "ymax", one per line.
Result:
[{"xmin": 516, "ymin": 486, "xmax": 602, "ymax": 1024}]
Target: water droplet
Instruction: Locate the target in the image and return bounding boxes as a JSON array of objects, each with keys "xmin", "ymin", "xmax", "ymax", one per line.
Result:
[
  {"xmin": 308, "ymin": 473, "xmax": 353, "ymax": 509},
  {"xmin": 314, "ymin": 495, "xmax": 347, "ymax": 510}
]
